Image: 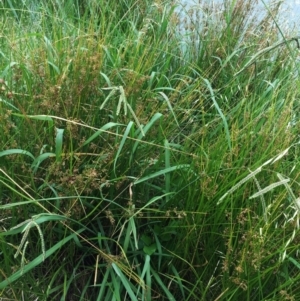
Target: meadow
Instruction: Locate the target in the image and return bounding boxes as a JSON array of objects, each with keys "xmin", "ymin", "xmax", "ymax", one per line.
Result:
[{"xmin": 1, "ymin": 0, "xmax": 300, "ymax": 300}]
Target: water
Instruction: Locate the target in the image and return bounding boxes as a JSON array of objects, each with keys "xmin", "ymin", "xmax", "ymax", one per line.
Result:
[{"xmin": 177, "ymin": 0, "xmax": 300, "ymax": 34}]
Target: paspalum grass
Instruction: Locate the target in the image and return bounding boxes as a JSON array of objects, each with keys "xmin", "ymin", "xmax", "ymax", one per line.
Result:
[{"xmin": 0, "ymin": 0, "xmax": 300, "ymax": 300}]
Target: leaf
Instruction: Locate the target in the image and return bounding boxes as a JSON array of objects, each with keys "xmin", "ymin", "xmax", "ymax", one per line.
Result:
[
  {"xmin": 126, "ymin": 102, "xmax": 144, "ymax": 136},
  {"xmin": 55, "ymin": 128, "xmax": 64, "ymax": 162},
  {"xmin": 153, "ymin": 231, "xmax": 163, "ymax": 270},
  {"xmin": 150, "ymin": 267, "xmax": 176, "ymax": 301},
  {"xmin": 171, "ymin": 264, "xmax": 185, "ymax": 299},
  {"xmin": 141, "ymin": 234, "xmax": 152, "ymax": 246},
  {"xmin": 47, "ymin": 60, "xmax": 60, "ymax": 74},
  {"xmin": 31, "ymin": 152, "xmax": 56, "ymax": 173},
  {"xmin": 114, "ymin": 121, "xmax": 134, "ymax": 175},
  {"xmin": 133, "ymin": 193, "xmax": 174, "ymax": 218},
  {"xmin": 287, "ymin": 255, "xmax": 300, "ymax": 269},
  {"xmin": 97, "ymin": 265, "xmax": 111, "ymax": 299},
  {"xmin": 112, "ymin": 263, "xmax": 138, "ymax": 301},
  {"xmin": 0, "ymin": 96, "xmax": 20, "ymax": 111},
  {"xmin": 99, "ymin": 72, "xmax": 112, "ymax": 87},
  {"xmin": 164, "ymin": 139, "xmax": 171, "ymax": 203},
  {"xmin": 129, "ymin": 112, "xmax": 163, "ymax": 165},
  {"xmin": 143, "ymin": 244, "xmax": 157, "ymax": 255},
  {"xmin": 158, "ymin": 92, "xmax": 179, "ymax": 127},
  {"xmin": 203, "ymin": 78, "xmax": 231, "ymax": 151},
  {"xmin": 16, "ymin": 114, "xmax": 54, "ymax": 123},
  {"xmin": 12, "ymin": 114, "xmax": 55, "ymax": 134},
  {"xmin": 0, "ymin": 149, "xmax": 35, "ymax": 160},
  {"xmin": 137, "ymin": 255, "xmax": 151, "ymax": 300},
  {"xmin": 0, "ymin": 230, "xmax": 84, "ymax": 289},
  {"xmin": 81, "ymin": 122, "xmax": 122, "ymax": 147},
  {"xmin": 134, "ymin": 164, "xmax": 190, "ymax": 185},
  {"xmin": 129, "ymin": 217, "xmax": 138, "ymax": 250}
]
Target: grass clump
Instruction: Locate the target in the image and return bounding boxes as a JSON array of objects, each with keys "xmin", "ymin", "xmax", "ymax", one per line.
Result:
[{"xmin": 0, "ymin": 0, "xmax": 300, "ymax": 300}]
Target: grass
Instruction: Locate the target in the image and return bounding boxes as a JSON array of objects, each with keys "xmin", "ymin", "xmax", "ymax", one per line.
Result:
[{"xmin": 0, "ymin": 0, "xmax": 300, "ymax": 299}]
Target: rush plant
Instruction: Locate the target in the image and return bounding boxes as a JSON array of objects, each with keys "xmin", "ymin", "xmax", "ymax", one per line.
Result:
[{"xmin": 1, "ymin": 0, "xmax": 300, "ymax": 300}]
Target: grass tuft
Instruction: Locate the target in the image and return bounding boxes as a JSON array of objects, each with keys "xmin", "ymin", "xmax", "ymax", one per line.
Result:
[{"xmin": 1, "ymin": 0, "xmax": 300, "ymax": 299}]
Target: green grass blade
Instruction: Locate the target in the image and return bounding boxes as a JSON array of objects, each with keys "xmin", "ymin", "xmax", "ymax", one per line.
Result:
[
  {"xmin": 100, "ymin": 72, "xmax": 113, "ymax": 87},
  {"xmin": 126, "ymin": 102, "xmax": 144, "ymax": 136},
  {"xmin": 12, "ymin": 113, "xmax": 54, "ymax": 124},
  {"xmin": 145, "ymin": 256, "xmax": 152, "ymax": 301},
  {"xmin": 96, "ymin": 266, "xmax": 111, "ymax": 301},
  {"xmin": 133, "ymin": 193, "xmax": 174, "ymax": 218},
  {"xmin": 170, "ymin": 264, "xmax": 185, "ymax": 299},
  {"xmin": 287, "ymin": 255, "xmax": 300, "ymax": 269},
  {"xmin": 31, "ymin": 152, "xmax": 56, "ymax": 173},
  {"xmin": 0, "ymin": 149, "xmax": 35, "ymax": 160},
  {"xmin": 164, "ymin": 139, "xmax": 171, "ymax": 203},
  {"xmin": 111, "ymin": 263, "xmax": 138, "ymax": 301},
  {"xmin": 5, "ymin": 0, "xmax": 19, "ymax": 21},
  {"xmin": 158, "ymin": 91, "xmax": 179, "ymax": 127},
  {"xmin": 134, "ymin": 164, "xmax": 190, "ymax": 185},
  {"xmin": 203, "ymin": 78, "xmax": 232, "ymax": 151},
  {"xmin": 0, "ymin": 96, "xmax": 20, "ymax": 111},
  {"xmin": 114, "ymin": 121, "xmax": 134, "ymax": 175},
  {"xmin": 129, "ymin": 112, "xmax": 163, "ymax": 165},
  {"xmin": 81, "ymin": 122, "xmax": 122, "ymax": 147},
  {"xmin": 153, "ymin": 231, "xmax": 163, "ymax": 270},
  {"xmin": 55, "ymin": 128, "xmax": 64, "ymax": 163},
  {"xmin": 0, "ymin": 229, "xmax": 84, "ymax": 289},
  {"xmin": 139, "ymin": 255, "xmax": 151, "ymax": 301},
  {"xmin": 47, "ymin": 60, "xmax": 60, "ymax": 75},
  {"xmin": 110, "ymin": 267, "xmax": 121, "ymax": 301},
  {"xmin": 129, "ymin": 217, "xmax": 138, "ymax": 250},
  {"xmin": 150, "ymin": 267, "xmax": 176, "ymax": 301}
]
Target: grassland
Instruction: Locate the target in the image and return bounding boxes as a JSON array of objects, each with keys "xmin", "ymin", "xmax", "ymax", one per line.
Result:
[{"xmin": 1, "ymin": 0, "xmax": 300, "ymax": 300}]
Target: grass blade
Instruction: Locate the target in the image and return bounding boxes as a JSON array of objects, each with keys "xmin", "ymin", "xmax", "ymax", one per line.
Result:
[
  {"xmin": 31, "ymin": 152, "xmax": 56, "ymax": 173},
  {"xmin": 0, "ymin": 230, "xmax": 84, "ymax": 289},
  {"xmin": 164, "ymin": 139, "xmax": 171, "ymax": 203},
  {"xmin": 112, "ymin": 263, "xmax": 138, "ymax": 301},
  {"xmin": 81, "ymin": 122, "xmax": 122, "ymax": 147},
  {"xmin": 55, "ymin": 128, "xmax": 64, "ymax": 162},
  {"xmin": 203, "ymin": 78, "xmax": 231, "ymax": 151},
  {"xmin": 114, "ymin": 121, "xmax": 134, "ymax": 175},
  {"xmin": 130, "ymin": 112, "xmax": 163, "ymax": 165},
  {"xmin": 150, "ymin": 267, "xmax": 176, "ymax": 301},
  {"xmin": 158, "ymin": 92, "xmax": 179, "ymax": 127},
  {"xmin": 134, "ymin": 164, "xmax": 190, "ymax": 185},
  {"xmin": 0, "ymin": 149, "xmax": 35, "ymax": 160}
]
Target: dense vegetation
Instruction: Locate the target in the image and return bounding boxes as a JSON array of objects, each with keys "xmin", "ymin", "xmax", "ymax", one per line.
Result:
[{"xmin": 1, "ymin": 0, "xmax": 300, "ymax": 300}]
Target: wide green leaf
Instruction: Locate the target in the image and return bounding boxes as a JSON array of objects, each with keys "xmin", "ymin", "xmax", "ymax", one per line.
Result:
[{"xmin": 0, "ymin": 149, "xmax": 35, "ymax": 160}]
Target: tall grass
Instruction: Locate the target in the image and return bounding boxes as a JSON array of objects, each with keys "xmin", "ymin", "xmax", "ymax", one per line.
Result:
[{"xmin": 0, "ymin": 0, "xmax": 300, "ymax": 299}]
